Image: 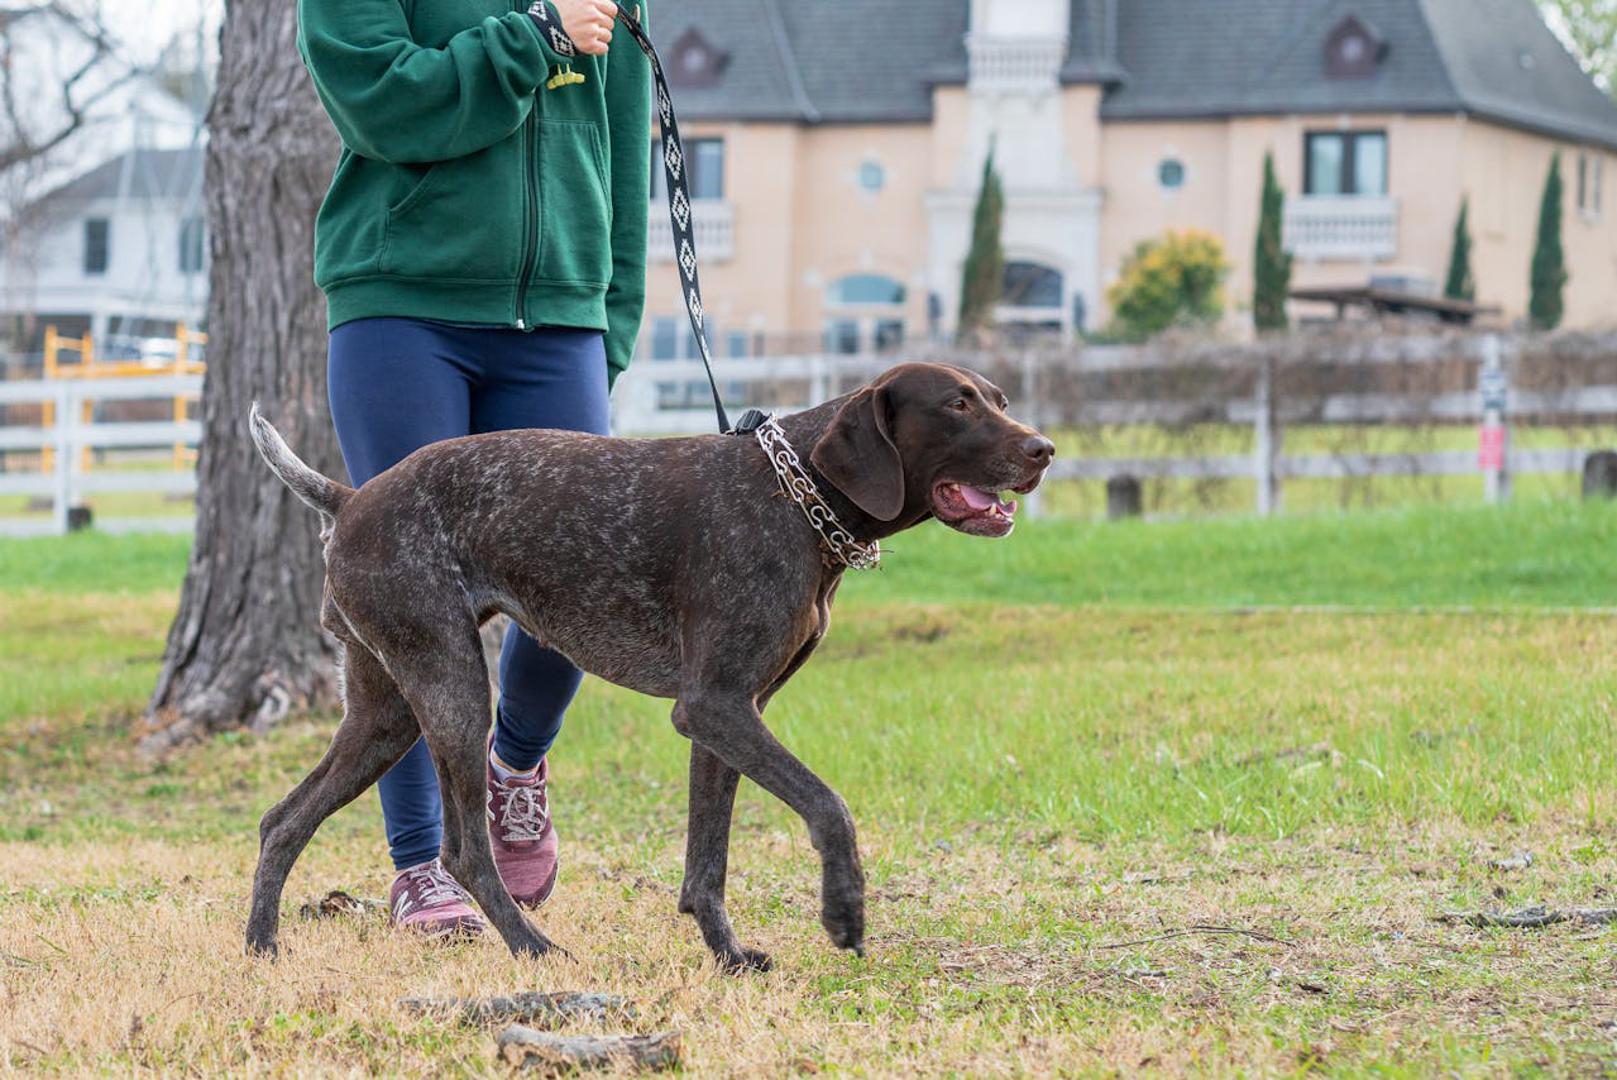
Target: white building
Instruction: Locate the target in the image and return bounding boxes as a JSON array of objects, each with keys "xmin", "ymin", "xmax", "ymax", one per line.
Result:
[
  {"xmin": 0, "ymin": 5, "xmax": 205, "ymax": 358},
  {"xmin": 924, "ymin": 0, "xmax": 1104, "ymax": 340},
  {"xmin": 5, "ymin": 146, "xmax": 207, "ymax": 351}
]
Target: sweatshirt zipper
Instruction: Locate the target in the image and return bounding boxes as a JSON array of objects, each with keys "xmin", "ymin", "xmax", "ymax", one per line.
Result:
[{"xmin": 515, "ymin": 105, "xmax": 539, "ymax": 329}]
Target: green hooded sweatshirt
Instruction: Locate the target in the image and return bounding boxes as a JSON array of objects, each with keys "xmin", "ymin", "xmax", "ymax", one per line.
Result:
[{"xmin": 297, "ymin": 0, "xmax": 650, "ymax": 384}]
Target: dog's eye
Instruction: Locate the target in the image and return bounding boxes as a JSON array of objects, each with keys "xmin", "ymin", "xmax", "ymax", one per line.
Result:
[{"xmin": 948, "ymin": 398, "xmax": 969, "ymax": 412}]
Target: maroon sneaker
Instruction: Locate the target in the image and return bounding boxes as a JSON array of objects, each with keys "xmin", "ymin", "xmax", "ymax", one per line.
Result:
[
  {"xmin": 388, "ymin": 858, "xmax": 486, "ymax": 938},
  {"xmin": 487, "ymin": 751, "xmax": 559, "ymax": 908}
]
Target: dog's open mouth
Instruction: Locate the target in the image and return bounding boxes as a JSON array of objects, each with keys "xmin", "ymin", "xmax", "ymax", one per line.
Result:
[{"xmin": 932, "ymin": 481, "xmax": 1020, "ymax": 537}]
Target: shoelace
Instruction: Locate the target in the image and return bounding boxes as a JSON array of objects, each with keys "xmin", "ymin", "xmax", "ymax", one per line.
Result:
[
  {"xmin": 394, "ymin": 860, "xmax": 471, "ymax": 916},
  {"xmin": 492, "ymin": 782, "xmax": 549, "ymax": 844}
]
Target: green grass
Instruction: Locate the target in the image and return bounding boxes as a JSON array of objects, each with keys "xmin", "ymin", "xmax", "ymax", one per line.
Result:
[
  {"xmin": 0, "ymin": 529, "xmax": 189, "ymax": 593},
  {"xmin": 8, "ymin": 496, "xmax": 1612, "ymax": 607},
  {"xmin": 3, "ymin": 501, "xmax": 1617, "ymax": 1074},
  {"xmin": 852, "ymin": 497, "xmax": 1617, "ymax": 610}
]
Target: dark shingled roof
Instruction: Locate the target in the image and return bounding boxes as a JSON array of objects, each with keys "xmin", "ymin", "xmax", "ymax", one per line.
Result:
[
  {"xmin": 41, "ymin": 147, "xmax": 203, "ymax": 203},
  {"xmin": 650, "ymin": 0, "xmax": 969, "ymax": 122},
  {"xmin": 650, "ymin": 0, "xmax": 1122, "ymax": 122},
  {"xmin": 1101, "ymin": 0, "xmax": 1617, "ymax": 149},
  {"xmin": 1100, "ymin": 0, "xmax": 1458, "ymax": 118},
  {"xmin": 654, "ymin": 0, "xmax": 1617, "ymax": 148},
  {"xmin": 1419, "ymin": 0, "xmax": 1617, "ymax": 148}
]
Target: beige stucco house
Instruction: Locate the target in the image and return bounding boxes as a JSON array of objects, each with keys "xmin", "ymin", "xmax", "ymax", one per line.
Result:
[{"xmin": 640, "ymin": 0, "xmax": 1617, "ymax": 364}]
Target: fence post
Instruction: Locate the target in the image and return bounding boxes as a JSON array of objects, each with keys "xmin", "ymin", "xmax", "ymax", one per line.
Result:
[
  {"xmin": 51, "ymin": 380, "xmax": 71, "ymax": 535},
  {"xmin": 1478, "ymin": 333, "xmax": 1510, "ymax": 504},
  {"xmin": 809, "ymin": 353, "xmax": 831, "ymax": 406},
  {"xmin": 1020, "ymin": 349, "xmax": 1045, "ymax": 518},
  {"xmin": 1253, "ymin": 350, "xmax": 1280, "ymax": 516}
]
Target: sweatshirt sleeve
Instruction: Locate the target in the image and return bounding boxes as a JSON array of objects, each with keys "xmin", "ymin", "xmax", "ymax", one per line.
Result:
[
  {"xmin": 297, "ymin": 0, "xmax": 573, "ymax": 165},
  {"xmin": 602, "ymin": 1, "xmax": 652, "ymax": 386}
]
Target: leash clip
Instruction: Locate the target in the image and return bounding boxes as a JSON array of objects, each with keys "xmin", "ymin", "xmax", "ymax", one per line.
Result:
[{"xmin": 726, "ymin": 409, "xmax": 770, "ymax": 436}]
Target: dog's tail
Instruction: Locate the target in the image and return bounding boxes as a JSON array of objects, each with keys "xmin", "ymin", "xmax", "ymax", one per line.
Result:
[{"xmin": 248, "ymin": 403, "xmax": 353, "ymax": 522}]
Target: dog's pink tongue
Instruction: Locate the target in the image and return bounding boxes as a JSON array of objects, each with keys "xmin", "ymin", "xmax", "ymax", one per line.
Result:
[{"xmin": 959, "ymin": 485, "xmax": 998, "ymax": 511}]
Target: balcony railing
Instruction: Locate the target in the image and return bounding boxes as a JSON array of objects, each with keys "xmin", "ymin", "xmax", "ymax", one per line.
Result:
[
  {"xmin": 1283, "ymin": 195, "xmax": 1398, "ymax": 261},
  {"xmin": 966, "ymin": 36, "xmax": 1066, "ymax": 89},
  {"xmin": 649, "ymin": 198, "xmax": 734, "ymax": 262}
]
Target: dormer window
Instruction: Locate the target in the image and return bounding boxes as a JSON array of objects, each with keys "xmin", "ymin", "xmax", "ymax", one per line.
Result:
[
  {"xmin": 1325, "ymin": 15, "xmax": 1385, "ymax": 79},
  {"xmin": 668, "ymin": 28, "xmax": 728, "ymax": 89}
]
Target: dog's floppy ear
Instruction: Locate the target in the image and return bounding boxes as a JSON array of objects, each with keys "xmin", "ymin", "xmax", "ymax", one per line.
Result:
[{"xmin": 810, "ymin": 384, "xmax": 904, "ymax": 521}]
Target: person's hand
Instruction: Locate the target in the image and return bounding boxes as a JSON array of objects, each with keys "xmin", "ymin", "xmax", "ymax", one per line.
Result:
[{"xmin": 551, "ymin": 0, "xmax": 615, "ymax": 55}]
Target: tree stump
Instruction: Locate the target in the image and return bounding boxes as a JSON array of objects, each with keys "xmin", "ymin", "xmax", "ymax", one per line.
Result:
[
  {"xmin": 1582, "ymin": 450, "xmax": 1617, "ymax": 500},
  {"xmin": 1106, "ymin": 474, "xmax": 1142, "ymax": 520},
  {"xmin": 142, "ymin": 0, "xmax": 344, "ymax": 751}
]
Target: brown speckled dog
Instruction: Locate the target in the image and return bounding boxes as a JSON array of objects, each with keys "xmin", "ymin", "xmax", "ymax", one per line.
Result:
[{"xmin": 244, "ymin": 362, "xmax": 1053, "ymax": 971}]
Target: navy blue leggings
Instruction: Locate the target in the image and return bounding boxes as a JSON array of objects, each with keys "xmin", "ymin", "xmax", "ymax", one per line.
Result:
[{"xmin": 327, "ymin": 317, "xmax": 610, "ymax": 871}]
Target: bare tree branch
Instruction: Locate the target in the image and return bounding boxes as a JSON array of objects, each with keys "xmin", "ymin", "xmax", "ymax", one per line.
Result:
[
  {"xmin": 1539, "ymin": 0, "xmax": 1617, "ymax": 97},
  {"xmin": 0, "ymin": 1, "xmax": 144, "ymax": 175}
]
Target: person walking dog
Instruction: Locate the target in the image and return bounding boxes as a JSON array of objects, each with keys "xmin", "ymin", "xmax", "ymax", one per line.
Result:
[{"xmin": 296, "ymin": 0, "xmax": 649, "ymax": 937}]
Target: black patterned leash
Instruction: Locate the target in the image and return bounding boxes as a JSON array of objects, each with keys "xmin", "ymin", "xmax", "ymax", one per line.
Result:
[{"xmin": 528, "ymin": 1, "xmax": 759, "ymax": 434}]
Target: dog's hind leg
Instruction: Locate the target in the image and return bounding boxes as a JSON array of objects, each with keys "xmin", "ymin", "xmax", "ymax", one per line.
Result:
[
  {"xmin": 246, "ymin": 644, "xmax": 419, "ymax": 957},
  {"xmin": 386, "ymin": 617, "xmax": 562, "ymax": 960},
  {"xmin": 676, "ymin": 743, "xmax": 771, "ymax": 971}
]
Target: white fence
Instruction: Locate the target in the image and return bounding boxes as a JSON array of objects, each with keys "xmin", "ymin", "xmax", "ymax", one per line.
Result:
[
  {"xmin": 611, "ymin": 335, "xmax": 1616, "ymax": 516},
  {"xmin": 0, "ymin": 374, "xmax": 202, "ymax": 537},
  {"xmin": 4, "ymin": 333, "xmax": 1615, "ymax": 536}
]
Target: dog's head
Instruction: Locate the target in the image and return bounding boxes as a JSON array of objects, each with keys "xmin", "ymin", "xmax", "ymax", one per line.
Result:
[{"xmin": 810, "ymin": 362, "xmax": 1054, "ymax": 538}]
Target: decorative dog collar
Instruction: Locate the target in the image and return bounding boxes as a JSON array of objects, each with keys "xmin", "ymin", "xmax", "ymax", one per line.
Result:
[{"xmin": 754, "ymin": 416, "xmax": 881, "ymax": 571}]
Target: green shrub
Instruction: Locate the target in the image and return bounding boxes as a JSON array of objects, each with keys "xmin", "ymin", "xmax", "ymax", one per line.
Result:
[{"xmin": 1106, "ymin": 229, "xmax": 1230, "ymax": 341}]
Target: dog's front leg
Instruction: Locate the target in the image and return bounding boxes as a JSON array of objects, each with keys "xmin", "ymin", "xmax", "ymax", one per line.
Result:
[
  {"xmin": 671, "ymin": 694, "xmax": 865, "ymax": 958},
  {"xmin": 676, "ymin": 743, "xmax": 772, "ymax": 971}
]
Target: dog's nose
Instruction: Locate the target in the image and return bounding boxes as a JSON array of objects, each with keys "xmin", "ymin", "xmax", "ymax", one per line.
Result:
[{"xmin": 1021, "ymin": 434, "xmax": 1055, "ymax": 464}]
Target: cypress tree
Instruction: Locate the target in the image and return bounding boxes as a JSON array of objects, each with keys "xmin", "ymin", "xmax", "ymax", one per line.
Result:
[
  {"xmin": 956, "ymin": 142, "xmax": 1005, "ymax": 345},
  {"xmin": 1252, "ymin": 151, "xmax": 1292, "ymax": 332},
  {"xmin": 1443, "ymin": 196, "xmax": 1475, "ymax": 302},
  {"xmin": 1529, "ymin": 153, "xmax": 1568, "ymax": 330}
]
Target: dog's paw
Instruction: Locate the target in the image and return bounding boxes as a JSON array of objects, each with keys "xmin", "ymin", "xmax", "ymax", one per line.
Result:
[
  {"xmin": 244, "ymin": 936, "xmax": 280, "ymax": 960},
  {"xmin": 820, "ymin": 890, "xmax": 865, "ymax": 955},
  {"xmin": 716, "ymin": 945, "xmax": 773, "ymax": 974},
  {"xmin": 511, "ymin": 933, "xmax": 571, "ymax": 962}
]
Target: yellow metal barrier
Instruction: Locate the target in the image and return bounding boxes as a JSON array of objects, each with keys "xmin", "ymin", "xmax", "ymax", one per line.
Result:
[
  {"xmin": 173, "ymin": 325, "xmax": 206, "ymax": 469},
  {"xmin": 40, "ymin": 323, "xmax": 207, "ymax": 474},
  {"xmin": 39, "ymin": 325, "xmax": 91, "ymax": 472}
]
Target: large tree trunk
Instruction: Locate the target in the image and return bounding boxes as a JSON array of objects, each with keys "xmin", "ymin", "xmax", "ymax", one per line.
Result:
[{"xmin": 144, "ymin": 0, "xmax": 344, "ymax": 751}]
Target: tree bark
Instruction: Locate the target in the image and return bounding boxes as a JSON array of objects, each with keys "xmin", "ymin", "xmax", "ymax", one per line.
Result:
[
  {"xmin": 143, "ymin": 0, "xmax": 343, "ymax": 751},
  {"xmin": 496, "ymin": 1026, "xmax": 682, "ymax": 1073}
]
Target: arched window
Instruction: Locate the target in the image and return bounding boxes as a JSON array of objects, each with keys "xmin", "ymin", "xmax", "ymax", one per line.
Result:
[
  {"xmin": 1001, "ymin": 261, "xmax": 1063, "ymax": 309},
  {"xmin": 829, "ymin": 273, "xmax": 906, "ymax": 306}
]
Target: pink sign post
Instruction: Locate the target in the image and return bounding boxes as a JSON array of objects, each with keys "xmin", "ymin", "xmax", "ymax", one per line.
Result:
[{"xmin": 1477, "ymin": 335, "xmax": 1509, "ymax": 503}]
